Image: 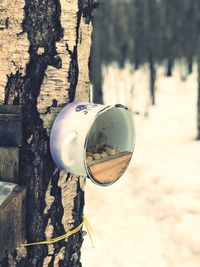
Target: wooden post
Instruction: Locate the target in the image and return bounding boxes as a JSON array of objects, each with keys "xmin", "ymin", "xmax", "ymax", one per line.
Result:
[
  {"xmin": 0, "ymin": 147, "xmax": 19, "ymax": 183},
  {"xmin": 0, "ymin": 184, "xmax": 26, "ymax": 261},
  {"xmin": 0, "ymin": 105, "xmax": 22, "ymax": 183},
  {"xmin": 0, "ymin": 105, "xmax": 26, "ymax": 263}
]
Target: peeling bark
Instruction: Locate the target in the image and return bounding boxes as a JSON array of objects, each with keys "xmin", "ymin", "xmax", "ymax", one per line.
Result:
[{"xmin": 0, "ymin": 0, "xmax": 93, "ymax": 266}]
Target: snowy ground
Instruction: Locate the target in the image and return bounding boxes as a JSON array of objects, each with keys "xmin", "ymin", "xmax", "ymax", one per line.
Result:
[{"xmin": 81, "ymin": 63, "xmax": 200, "ymax": 267}]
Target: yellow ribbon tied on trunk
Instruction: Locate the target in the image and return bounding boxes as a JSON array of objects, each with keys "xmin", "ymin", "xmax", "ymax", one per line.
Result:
[{"xmin": 19, "ymin": 215, "xmax": 93, "ymax": 247}]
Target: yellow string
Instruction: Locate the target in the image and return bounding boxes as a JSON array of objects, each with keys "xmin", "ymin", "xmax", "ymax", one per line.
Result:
[
  {"xmin": 19, "ymin": 215, "xmax": 93, "ymax": 247},
  {"xmin": 83, "ymin": 215, "xmax": 94, "ymax": 248}
]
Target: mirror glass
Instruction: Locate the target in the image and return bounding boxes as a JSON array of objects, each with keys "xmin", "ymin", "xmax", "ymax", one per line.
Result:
[{"xmin": 85, "ymin": 106, "xmax": 134, "ymax": 185}]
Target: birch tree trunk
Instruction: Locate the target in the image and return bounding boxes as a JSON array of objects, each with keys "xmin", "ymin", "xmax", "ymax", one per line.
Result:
[{"xmin": 0, "ymin": 0, "xmax": 93, "ymax": 266}]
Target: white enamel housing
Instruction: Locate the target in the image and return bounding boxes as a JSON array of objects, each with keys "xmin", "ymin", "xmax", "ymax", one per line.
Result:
[{"xmin": 50, "ymin": 102, "xmax": 135, "ymax": 185}]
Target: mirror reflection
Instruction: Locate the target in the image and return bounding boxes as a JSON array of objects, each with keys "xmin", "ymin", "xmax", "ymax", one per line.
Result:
[
  {"xmin": 85, "ymin": 106, "xmax": 134, "ymax": 185},
  {"xmin": 86, "ymin": 144, "xmax": 132, "ymax": 185}
]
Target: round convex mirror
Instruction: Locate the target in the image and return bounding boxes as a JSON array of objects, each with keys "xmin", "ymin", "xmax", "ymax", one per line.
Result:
[{"xmin": 85, "ymin": 105, "xmax": 135, "ymax": 186}]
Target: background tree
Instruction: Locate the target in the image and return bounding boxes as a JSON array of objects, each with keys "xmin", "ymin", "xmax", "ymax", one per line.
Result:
[
  {"xmin": 143, "ymin": 0, "xmax": 161, "ymax": 105},
  {"xmin": 193, "ymin": 0, "xmax": 200, "ymax": 140},
  {"xmin": 132, "ymin": 0, "xmax": 145, "ymax": 70},
  {"xmin": 90, "ymin": 0, "xmax": 200, "ymax": 138},
  {"xmin": 89, "ymin": 5, "xmax": 105, "ymax": 104},
  {"xmin": 0, "ymin": 0, "xmax": 94, "ymax": 266}
]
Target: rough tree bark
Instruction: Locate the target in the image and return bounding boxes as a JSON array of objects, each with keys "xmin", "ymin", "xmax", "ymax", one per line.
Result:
[{"xmin": 0, "ymin": 0, "xmax": 94, "ymax": 266}]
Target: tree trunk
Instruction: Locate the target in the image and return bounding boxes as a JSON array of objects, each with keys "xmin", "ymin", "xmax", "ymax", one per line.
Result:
[
  {"xmin": 149, "ymin": 57, "xmax": 156, "ymax": 105},
  {"xmin": 197, "ymin": 52, "xmax": 200, "ymax": 140},
  {"xmin": 187, "ymin": 56, "xmax": 193, "ymax": 75},
  {"xmin": 89, "ymin": 33, "xmax": 103, "ymax": 104},
  {"xmin": 134, "ymin": 58, "xmax": 140, "ymax": 70},
  {"xmin": 89, "ymin": 10, "xmax": 103, "ymax": 104},
  {"xmin": 165, "ymin": 58, "xmax": 173, "ymax": 77},
  {"xmin": 0, "ymin": 0, "xmax": 93, "ymax": 266}
]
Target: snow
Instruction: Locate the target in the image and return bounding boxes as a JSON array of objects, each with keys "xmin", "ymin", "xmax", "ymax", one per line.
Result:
[{"xmin": 81, "ymin": 62, "xmax": 200, "ymax": 267}]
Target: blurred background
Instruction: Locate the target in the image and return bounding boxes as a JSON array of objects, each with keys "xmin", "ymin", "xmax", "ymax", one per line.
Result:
[{"xmin": 82, "ymin": 1, "xmax": 200, "ymax": 266}]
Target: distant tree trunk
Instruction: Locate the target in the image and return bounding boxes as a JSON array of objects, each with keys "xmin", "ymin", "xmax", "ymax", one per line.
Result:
[
  {"xmin": 90, "ymin": 61, "xmax": 103, "ymax": 104},
  {"xmin": 0, "ymin": 0, "xmax": 93, "ymax": 266},
  {"xmin": 149, "ymin": 57, "xmax": 156, "ymax": 105},
  {"xmin": 165, "ymin": 58, "xmax": 173, "ymax": 77},
  {"xmin": 134, "ymin": 58, "xmax": 140, "ymax": 70},
  {"xmin": 89, "ymin": 10, "xmax": 103, "ymax": 104},
  {"xmin": 187, "ymin": 56, "xmax": 193, "ymax": 75},
  {"xmin": 197, "ymin": 52, "xmax": 200, "ymax": 140}
]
